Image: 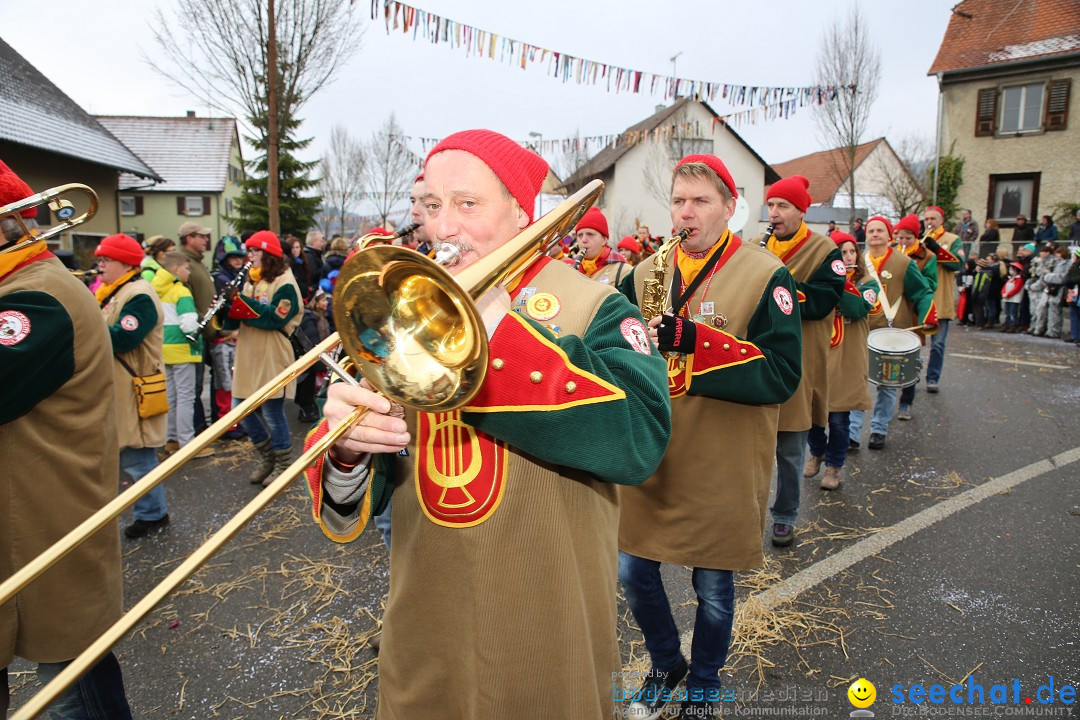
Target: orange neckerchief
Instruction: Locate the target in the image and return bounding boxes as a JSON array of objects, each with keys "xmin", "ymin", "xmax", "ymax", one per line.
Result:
[
  {"xmin": 248, "ymin": 267, "xmax": 264, "ymax": 283},
  {"xmin": 677, "ymin": 229, "xmax": 731, "ymax": 285},
  {"xmin": 0, "ymin": 239, "xmax": 47, "ymax": 281},
  {"xmin": 869, "ymin": 247, "xmax": 891, "ymax": 274},
  {"xmin": 581, "ymin": 246, "xmax": 610, "ymax": 277},
  {"xmin": 94, "ymin": 268, "xmax": 140, "ymax": 304},
  {"xmin": 902, "ymin": 242, "xmax": 921, "ymax": 257},
  {"xmin": 766, "ymin": 222, "xmax": 810, "ymax": 260},
  {"xmin": 928, "ymin": 226, "xmax": 945, "ymax": 242}
]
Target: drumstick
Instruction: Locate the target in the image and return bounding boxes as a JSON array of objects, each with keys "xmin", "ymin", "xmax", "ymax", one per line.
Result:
[{"xmin": 901, "ymin": 324, "xmax": 927, "ymax": 332}]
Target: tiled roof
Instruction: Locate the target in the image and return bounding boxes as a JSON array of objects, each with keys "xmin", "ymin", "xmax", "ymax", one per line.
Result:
[
  {"xmin": 561, "ymin": 98, "xmax": 779, "ymax": 191},
  {"xmin": 929, "ymin": 0, "xmax": 1080, "ymax": 75},
  {"xmin": 768, "ymin": 138, "xmax": 885, "ymax": 205},
  {"xmin": 96, "ymin": 115, "xmax": 240, "ymax": 192},
  {"xmin": 0, "ymin": 37, "xmax": 159, "ymax": 180}
]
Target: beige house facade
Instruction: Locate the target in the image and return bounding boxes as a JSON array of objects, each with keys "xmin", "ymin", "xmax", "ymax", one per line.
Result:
[
  {"xmin": 562, "ymin": 99, "xmax": 778, "ymax": 242},
  {"xmin": 930, "ymin": 0, "xmax": 1079, "ymax": 254}
]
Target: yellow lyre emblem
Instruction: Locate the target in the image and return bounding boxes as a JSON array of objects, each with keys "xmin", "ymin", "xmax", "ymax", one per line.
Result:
[
  {"xmin": 667, "ymin": 355, "xmax": 689, "ymax": 398},
  {"xmin": 415, "ymin": 410, "xmax": 507, "ymax": 527}
]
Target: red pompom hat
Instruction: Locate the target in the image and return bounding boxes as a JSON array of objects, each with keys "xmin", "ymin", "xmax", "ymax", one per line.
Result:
[
  {"xmin": 925, "ymin": 206, "xmax": 945, "ymax": 220},
  {"xmin": 0, "ymin": 160, "xmax": 37, "ymax": 219},
  {"xmin": 617, "ymin": 236, "xmax": 642, "ymax": 254},
  {"xmin": 865, "ymin": 216, "xmax": 894, "ymax": 240},
  {"xmin": 425, "ymin": 129, "xmax": 548, "ymax": 222},
  {"xmin": 766, "ymin": 176, "xmax": 813, "ymax": 213},
  {"xmin": 894, "ymin": 215, "xmax": 921, "ymax": 236},
  {"xmin": 245, "ymin": 230, "xmax": 283, "ymax": 258},
  {"xmin": 674, "ymin": 154, "xmax": 739, "ymax": 199},
  {"xmin": 830, "ymin": 231, "xmax": 857, "ymax": 247},
  {"xmin": 575, "ymin": 206, "xmax": 609, "ymax": 238},
  {"xmin": 94, "ymin": 234, "xmax": 145, "ymax": 266}
]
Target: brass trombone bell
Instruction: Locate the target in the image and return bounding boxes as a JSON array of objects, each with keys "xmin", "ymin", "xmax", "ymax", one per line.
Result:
[{"xmin": 0, "ymin": 183, "xmax": 99, "ymax": 254}]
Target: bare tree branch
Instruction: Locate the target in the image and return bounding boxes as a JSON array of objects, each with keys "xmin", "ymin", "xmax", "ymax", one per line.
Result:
[
  {"xmin": 362, "ymin": 113, "xmax": 420, "ymax": 227},
  {"xmin": 553, "ymin": 129, "xmax": 594, "ymax": 185},
  {"xmin": 874, "ymin": 133, "xmax": 933, "ymax": 218},
  {"xmin": 812, "ymin": 4, "xmax": 881, "ymax": 224},
  {"xmin": 318, "ymin": 124, "xmax": 367, "ymax": 237}
]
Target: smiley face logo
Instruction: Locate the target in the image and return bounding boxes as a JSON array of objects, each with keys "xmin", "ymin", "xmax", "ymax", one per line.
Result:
[{"xmin": 848, "ymin": 678, "xmax": 876, "ymax": 708}]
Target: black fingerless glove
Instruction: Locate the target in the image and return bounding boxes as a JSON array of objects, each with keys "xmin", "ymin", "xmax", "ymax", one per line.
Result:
[
  {"xmin": 656, "ymin": 314, "xmax": 697, "ymax": 354},
  {"xmin": 923, "ymin": 236, "xmax": 942, "ymax": 254}
]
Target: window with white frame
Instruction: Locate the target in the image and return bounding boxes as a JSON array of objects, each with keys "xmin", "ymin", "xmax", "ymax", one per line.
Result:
[
  {"xmin": 120, "ymin": 196, "xmax": 136, "ymax": 216},
  {"xmin": 184, "ymin": 196, "xmax": 206, "ymax": 216},
  {"xmin": 999, "ymin": 83, "xmax": 1044, "ymax": 133}
]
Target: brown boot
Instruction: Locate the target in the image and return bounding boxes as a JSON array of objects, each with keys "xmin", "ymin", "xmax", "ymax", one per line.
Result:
[
  {"xmin": 820, "ymin": 465, "xmax": 843, "ymax": 490},
  {"xmin": 248, "ymin": 439, "xmax": 274, "ymax": 484},
  {"xmin": 803, "ymin": 454, "xmax": 823, "ymax": 478},
  {"xmin": 262, "ymin": 446, "xmax": 294, "ymax": 487}
]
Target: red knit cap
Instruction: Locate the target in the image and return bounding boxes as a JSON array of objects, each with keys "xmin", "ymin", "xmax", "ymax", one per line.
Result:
[
  {"xmin": 866, "ymin": 216, "xmax": 893, "ymax": 240},
  {"xmin": 925, "ymin": 206, "xmax": 945, "ymax": 220},
  {"xmin": 894, "ymin": 214, "xmax": 921, "ymax": 236},
  {"xmin": 766, "ymin": 175, "xmax": 813, "ymax": 213},
  {"xmin": 94, "ymin": 234, "xmax": 145, "ymax": 266},
  {"xmin": 830, "ymin": 231, "xmax": 856, "ymax": 247},
  {"xmin": 575, "ymin": 206, "xmax": 609, "ymax": 238},
  {"xmin": 0, "ymin": 160, "xmax": 37, "ymax": 219},
  {"xmin": 245, "ymin": 230, "xmax": 283, "ymax": 258},
  {"xmin": 673, "ymin": 154, "xmax": 739, "ymax": 199},
  {"xmin": 617, "ymin": 236, "xmax": 642, "ymax": 254},
  {"xmin": 425, "ymin": 130, "xmax": 548, "ymax": 222}
]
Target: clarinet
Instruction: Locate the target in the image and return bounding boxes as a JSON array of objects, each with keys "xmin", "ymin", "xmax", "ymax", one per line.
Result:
[
  {"xmin": 759, "ymin": 223, "xmax": 776, "ymax": 248},
  {"xmin": 185, "ymin": 259, "xmax": 253, "ymax": 343},
  {"xmin": 393, "ymin": 223, "xmax": 420, "ymax": 240}
]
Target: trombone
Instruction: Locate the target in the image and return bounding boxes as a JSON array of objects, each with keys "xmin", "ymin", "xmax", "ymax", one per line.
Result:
[
  {"xmin": 3, "ymin": 179, "xmax": 604, "ymax": 719},
  {"xmin": 0, "ymin": 183, "xmax": 98, "ymax": 255}
]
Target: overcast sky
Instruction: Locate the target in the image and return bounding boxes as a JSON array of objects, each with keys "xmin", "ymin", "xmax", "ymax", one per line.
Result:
[{"xmin": 1, "ymin": 0, "xmax": 954, "ymax": 174}]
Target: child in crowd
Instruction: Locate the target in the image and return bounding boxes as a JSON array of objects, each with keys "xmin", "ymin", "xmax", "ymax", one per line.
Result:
[{"xmin": 1000, "ymin": 262, "xmax": 1026, "ymax": 333}]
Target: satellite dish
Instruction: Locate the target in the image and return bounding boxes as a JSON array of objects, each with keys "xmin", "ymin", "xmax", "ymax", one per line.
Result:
[{"xmin": 729, "ymin": 195, "xmax": 750, "ymax": 234}]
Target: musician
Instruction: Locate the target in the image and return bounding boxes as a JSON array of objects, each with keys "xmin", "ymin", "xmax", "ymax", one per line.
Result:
[
  {"xmin": 211, "ymin": 237, "xmax": 248, "ymax": 438},
  {"xmin": 804, "ymin": 232, "xmax": 877, "ymax": 490},
  {"xmin": 1, "ymin": 162, "xmax": 134, "ymax": 718},
  {"xmin": 618, "ymin": 154, "xmax": 801, "ymax": 719},
  {"xmin": 893, "ymin": 215, "xmax": 938, "ymax": 421},
  {"xmin": 179, "ymin": 221, "xmax": 217, "ymax": 433},
  {"xmin": 223, "ymin": 230, "xmax": 303, "ymax": 486},
  {"xmin": 303, "ymin": 129, "xmax": 671, "ymax": 719},
  {"xmin": 94, "ymin": 234, "xmax": 171, "ymax": 538},
  {"xmin": 760, "ymin": 175, "xmax": 845, "ymax": 548},
  {"xmin": 848, "ymin": 217, "xmax": 938, "ymax": 450},
  {"xmin": 571, "ymin": 206, "xmax": 632, "ymax": 285},
  {"xmin": 617, "ymin": 236, "xmax": 643, "ymax": 266},
  {"xmin": 638, "ymin": 225, "xmax": 659, "ymax": 256},
  {"xmin": 407, "ymin": 173, "xmax": 430, "ymax": 255},
  {"xmin": 920, "ymin": 206, "xmax": 963, "ymax": 392}
]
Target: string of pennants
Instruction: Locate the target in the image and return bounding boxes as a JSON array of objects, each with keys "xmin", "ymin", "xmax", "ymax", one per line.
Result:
[
  {"xmin": 372, "ymin": 0, "xmax": 844, "ymax": 107},
  {"xmin": 406, "ymin": 105, "xmax": 807, "ymax": 156}
]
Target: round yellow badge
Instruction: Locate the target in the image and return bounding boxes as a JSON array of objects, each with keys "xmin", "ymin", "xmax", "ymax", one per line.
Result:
[
  {"xmin": 525, "ymin": 292, "xmax": 560, "ymax": 321},
  {"xmin": 848, "ymin": 678, "xmax": 876, "ymax": 708}
]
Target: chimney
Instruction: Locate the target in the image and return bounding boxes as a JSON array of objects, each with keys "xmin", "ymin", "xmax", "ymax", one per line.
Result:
[{"xmin": 186, "ymin": 111, "xmax": 196, "ymax": 118}]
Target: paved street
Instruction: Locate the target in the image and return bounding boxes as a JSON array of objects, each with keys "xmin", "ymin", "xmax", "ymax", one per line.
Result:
[{"xmin": 8, "ymin": 324, "xmax": 1079, "ymax": 718}]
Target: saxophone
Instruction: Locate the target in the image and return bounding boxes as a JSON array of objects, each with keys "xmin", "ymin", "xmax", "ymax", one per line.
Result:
[{"xmin": 640, "ymin": 227, "xmax": 690, "ymax": 320}]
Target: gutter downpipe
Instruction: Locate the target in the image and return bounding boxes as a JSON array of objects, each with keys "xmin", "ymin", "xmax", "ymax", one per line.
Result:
[{"xmin": 933, "ymin": 72, "xmax": 944, "ymax": 205}]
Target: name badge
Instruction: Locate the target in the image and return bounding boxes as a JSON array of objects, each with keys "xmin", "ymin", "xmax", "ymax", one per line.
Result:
[
  {"xmin": 517, "ymin": 287, "xmax": 537, "ymax": 306},
  {"xmin": 699, "ymin": 301, "xmax": 715, "ymax": 316}
]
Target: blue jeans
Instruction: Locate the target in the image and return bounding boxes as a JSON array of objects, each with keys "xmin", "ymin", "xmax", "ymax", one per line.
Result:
[
  {"xmin": 900, "ymin": 384, "xmax": 915, "ymax": 410},
  {"xmin": 618, "ymin": 552, "xmax": 734, "ymax": 692},
  {"xmin": 1070, "ymin": 305, "xmax": 1080, "ymax": 341},
  {"xmin": 1005, "ymin": 303, "xmax": 1020, "ymax": 327},
  {"xmin": 32, "ymin": 652, "xmax": 133, "ymax": 720},
  {"xmin": 926, "ymin": 318, "xmax": 950, "ymax": 384},
  {"xmin": 807, "ymin": 412, "xmax": 850, "ymax": 468},
  {"xmin": 233, "ymin": 396, "xmax": 291, "ymax": 450},
  {"xmin": 120, "ymin": 446, "xmax": 166, "ymax": 522},
  {"xmin": 374, "ymin": 498, "xmax": 392, "ymax": 551},
  {"xmin": 849, "ymin": 385, "xmax": 898, "ymax": 439},
  {"xmin": 770, "ymin": 430, "xmax": 807, "ymax": 526}
]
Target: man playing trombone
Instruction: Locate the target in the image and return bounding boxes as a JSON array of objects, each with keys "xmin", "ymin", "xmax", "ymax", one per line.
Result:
[
  {"xmin": 0, "ymin": 161, "xmax": 134, "ymax": 717},
  {"xmin": 303, "ymin": 129, "xmax": 671, "ymax": 719}
]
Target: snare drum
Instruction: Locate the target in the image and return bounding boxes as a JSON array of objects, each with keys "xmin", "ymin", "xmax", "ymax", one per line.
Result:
[{"xmin": 867, "ymin": 328, "xmax": 922, "ymax": 387}]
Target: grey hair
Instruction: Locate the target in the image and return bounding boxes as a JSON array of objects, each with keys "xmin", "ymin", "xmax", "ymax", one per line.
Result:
[{"xmin": 1, "ymin": 216, "xmax": 38, "ymax": 243}]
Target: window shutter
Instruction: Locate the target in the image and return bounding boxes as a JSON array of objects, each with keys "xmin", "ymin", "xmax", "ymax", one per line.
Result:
[
  {"xmin": 1045, "ymin": 79, "xmax": 1070, "ymax": 131},
  {"xmin": 177, "ymin": 196, "xmax": 185, "ymax": 214},
  {"xmin": 976, "ymin": 88, "xmax": 997, "ymax": 136},
  {"xmin": 202, "ymin": 196, "xmax": 211, "ymax": 216},
  {"xmin": 135, "ymin": 196, "xmax": 144, "ymax": 215}
]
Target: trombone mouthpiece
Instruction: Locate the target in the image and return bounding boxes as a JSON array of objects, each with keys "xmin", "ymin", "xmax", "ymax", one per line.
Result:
[{"xmin": 433, "ymin": 243, "xmax": 462, "ymax": 267}]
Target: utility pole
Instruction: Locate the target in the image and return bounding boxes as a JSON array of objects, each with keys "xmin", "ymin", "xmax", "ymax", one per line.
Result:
[{"xmin": 266, "ymin": 0, "xmax": 280, "ymax": 234}]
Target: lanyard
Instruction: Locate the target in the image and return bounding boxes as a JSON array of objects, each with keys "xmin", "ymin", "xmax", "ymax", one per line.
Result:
[{"xmin": 669, "ymin": 235, "xmax": 729, "ymax": 316}]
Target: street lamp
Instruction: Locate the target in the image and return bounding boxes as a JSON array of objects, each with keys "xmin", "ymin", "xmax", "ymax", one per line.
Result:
[{"xmin": 529, "ymin": 131, "xmax": 544, "ymax": 216}]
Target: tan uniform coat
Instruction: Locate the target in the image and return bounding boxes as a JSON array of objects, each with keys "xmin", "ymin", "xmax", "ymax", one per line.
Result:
[
  {"xmin": 620, "ymin": 243, "xmax": 785, "ymax": 570},
  {"xmin": 777, "ymin": 232, "xmax": 836, "ymax": 431},
  {"xmin": 1, "ymin": 258, "xmax": 123, "ymax": 666},
  {"xmin": 933, "ymin": 230, "xmax": 961, "ymax": 320},
  {"xmin": 103, "ymin": 279, "xmax": 166, "ymax": 449},
  {"xmin": 867, "ymin": 249, "xmax": 919, "ymax": 331},
  {"xmin": 828, "ymin": 289, "xmax": 872, "ymax": 413},
  {"xmin": 231, "ymin": 270, "xmax": 303, "ymax": 400}
]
